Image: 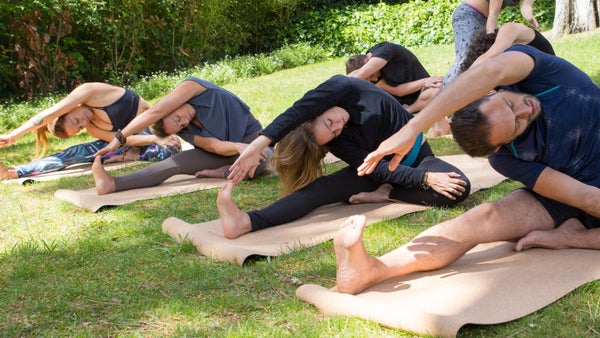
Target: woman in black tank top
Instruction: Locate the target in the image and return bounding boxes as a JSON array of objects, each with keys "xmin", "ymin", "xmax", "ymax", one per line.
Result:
[{"xmin": 0, "ymin": 83, "xmax": 180, "ymax": 180}]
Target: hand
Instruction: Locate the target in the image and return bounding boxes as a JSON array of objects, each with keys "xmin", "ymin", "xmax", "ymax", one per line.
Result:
[
  {"xmin": 357, "ymin": 127, "xmax": 419, "ymax": 176},
  {"xmin": 423, "ymin": 76, "xmax": 443, "ymax": 90},
  {"xmin": 227, "ymin": 144, "xmax": 263, "ymax": 184},
  {"xmin": 0, "ymin": 134, "xmax": 16, "ymax": 148},
  {"xmin": 95, "ymin": 138, "xmax": 121, "ymax": 158},
  {"xmin": 425, "ymin": 172, "xmax": 468, "ymax": 200},
  {"xmin": 156, "ymin": 135, "xmax": 181, "ymax": 153}
]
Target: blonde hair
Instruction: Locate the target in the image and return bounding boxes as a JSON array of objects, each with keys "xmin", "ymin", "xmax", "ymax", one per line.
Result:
[
  {"xmin": 274, "ymin": 121, "xmax": 328, "ymax": 196},
  {"xmin": 33, "ymin": 116, "xmax": 69, "ymax": 159}
]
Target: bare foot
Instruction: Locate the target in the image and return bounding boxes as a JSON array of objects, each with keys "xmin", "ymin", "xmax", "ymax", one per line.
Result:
[
  {"xmin": 0, "ymin": 163, "xmax": 17, "ymax": 180},
  {"xmin": 103, "ymin": 148, "xmax": 140, "ymax": 164},
  {"xmin": 217, "ymin": 182, "xmax": 252, "ymax": 239},
  {"xmin": 349, "ymin": 183, "xmax": 393, "ymax": 204},
  {"xmin": 426, "ymin": 117, "xmax": 452, "ymax": 137},
  {"xmin": 195, "ymin": 165, "xmax": 229, "ymax": 178},
  {"xmin": 515, "ymin": 218, "xmax": 586, "ymax": 251},
  {"xmin": 92, "ymin": 157, "xmax": 116, "ymax": 195},
  {"xmin": 334, "ymin": 215, "xmax": 379, "ymax": 294}
]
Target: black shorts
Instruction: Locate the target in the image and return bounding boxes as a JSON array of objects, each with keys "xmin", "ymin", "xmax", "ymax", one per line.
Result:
[{"xmin": 523, "ymin": 188, "xmax": 600, "ymax": 229}]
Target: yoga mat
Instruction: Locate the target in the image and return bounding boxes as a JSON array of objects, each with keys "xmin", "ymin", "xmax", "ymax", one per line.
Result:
[
  {"xmin": 55, "ymin": 175, "xmax": 228, "ymax": 212},
  {"xmin": 162, "ymin": 155, "xmax": 506, "ymax": 265},
  {"xmin": 296, "ymin": 242, "xmax": 600, "ymax": 337},
  {"xmin": 4, "ymin": 161, "xmax": 142, "ymax": 185},
  {"xmin": 5, "ymin": 141, "xmax": 197, "ymax": 185},
  {"xmin": 53, "ymin": 152, "xmax": 341, "ymax": 212}
]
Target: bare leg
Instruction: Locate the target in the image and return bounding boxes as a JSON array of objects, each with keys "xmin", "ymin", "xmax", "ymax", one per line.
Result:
[
  {"xmin": 426, "ymin": 117, "xmax": 452, "ymax": 137},
  {"xmin": 335, "ymin": 215, "xmax": 389, "ymax": 293},
  {"xmin": 103, "ymin": 148, "xmax": 140, "ymax": 164},
  {"xmin": 515, "ymin": 218, "xmax": 589, "ymax": 251},
  {"xmin": 196, "ymin": 165, "xmax": 229, "ymax": 178},
  {"xmin": 217, "ymin": 182, "xmax": 252, "ymax": 239},
  {"xmin": 405, "ymin": 87, "xmax": 441, "ymax": 114},
  {"xmin": 334, "ymin": 189, "xmax": 556, "ymax": 294},
  {"xmin": 348, "ymin": 183, "xmax": 393, "ymax": 204},
  {"xmin": 0, "ymin": 163, "xmax": 17, "ymax": 180},
  {"xmin": 92, "ymin": 157, "xmax": 116, "ymax": 195}
]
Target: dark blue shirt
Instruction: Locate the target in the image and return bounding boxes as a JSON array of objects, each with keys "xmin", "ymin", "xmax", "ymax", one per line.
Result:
[{"xmin": 489, "ymin": 45, "xmax": 600, "ymax": 189}]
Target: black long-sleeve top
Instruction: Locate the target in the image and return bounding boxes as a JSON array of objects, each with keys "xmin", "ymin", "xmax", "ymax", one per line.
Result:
[{"xmin": 261, "ymin": 75, "xmax": 429, "ymax": 187}]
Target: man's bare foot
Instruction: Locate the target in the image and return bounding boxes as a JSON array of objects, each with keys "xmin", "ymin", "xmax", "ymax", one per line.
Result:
[
  {"xmin": 103, "ymin": 148, "xmax": 140, "ymax": 164},
  {"xmin": 334, "ymin": 215, "xmax": 380, "ymax": 294},
  {"xmin": 349, "ymin": 184, "xmax": 393, "ymax": 204},
  {"xmin": 515, "ymin": 218, "xmax": 586, "ymax": 251},
  {"xmin": 0, "ymin": 163, "xmax": 17, "ymax": 180},
  {"xmin": 92, "ymin": 157, "xmax": 116, "ymax": 195},
  {"xmin": 217, "ymin": 182, "xmax": 252, "ymax": 239},
  {"xmin": 196, "ymin": 165, "xmax": 229, "ymax": 178}
]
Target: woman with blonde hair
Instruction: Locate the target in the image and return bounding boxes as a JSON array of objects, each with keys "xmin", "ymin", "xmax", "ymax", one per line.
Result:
[
  {"xmin": 0, "ymin": 82, "xmax": 180, "ymax": 180},
  {"xmin": 217, "ymin": 75, "xmax": 471, "ymax": 239}
]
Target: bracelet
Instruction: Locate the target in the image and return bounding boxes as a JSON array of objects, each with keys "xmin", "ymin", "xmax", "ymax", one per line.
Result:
[
  {"xmin": 421, "ymin": 171, "xmax": 429, "ymax": 190},
  {"xmin": 115, "ymin": 129, "xmax": 127, "ymax": 145}
]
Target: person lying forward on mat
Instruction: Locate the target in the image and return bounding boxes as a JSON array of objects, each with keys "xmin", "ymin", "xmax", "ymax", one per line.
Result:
[
  {"xmin": 334, "ymin": 44, "xmax": 600, "ymax": 294},
  {"xmin": 92, "ymin": 78, "xmax": 272, "ymax": 195},
  {"xmin": 218, "ymin": 75, "xmax": 471, "ymax": 239},
  {"xmin": 0, "ymin": 83, "xmax": 181, "ymax": 180}
]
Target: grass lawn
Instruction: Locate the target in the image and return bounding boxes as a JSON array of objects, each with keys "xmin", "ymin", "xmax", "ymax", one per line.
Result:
[{"xmin": 1, "ymin": 29, "xmax": 599, "ymax": 336}]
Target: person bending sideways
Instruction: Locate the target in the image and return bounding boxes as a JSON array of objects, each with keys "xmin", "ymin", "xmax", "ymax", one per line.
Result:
[
  {"xmin": 0, "ymin": 83, "xmax": 180, "ymax": 180},
  {"xmin": 335, "ymin": 45, "xmax": 600, "ymax": 294},
  {"xmin": 345, "ymin": 42, "xmax": 443, "ymax": 114},
  {"xmin": 92, "ymin": 78, "xmax": 272, "ymax": 195},
  {"xmin": 459, "ymin": 22, "xmax": 554, "ymax": 72},
  {"xmin": 217, "ymin": 75, "xmax": 470, "ymax": 239}
]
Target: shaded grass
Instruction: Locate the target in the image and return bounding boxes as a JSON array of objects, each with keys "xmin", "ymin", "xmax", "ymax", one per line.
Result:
[{"xmin": 0, "ymin": 29, "xmax": 600, "ymax": 337}]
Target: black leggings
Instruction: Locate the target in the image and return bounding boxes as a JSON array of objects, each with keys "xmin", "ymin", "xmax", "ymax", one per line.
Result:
[
  {"xmin": 248, "ymin": 156, "xmax": 471, "ymax": 231},
  {"xmin": 115, "ymin": 130, "xmax": 272, "ymax": 191}
]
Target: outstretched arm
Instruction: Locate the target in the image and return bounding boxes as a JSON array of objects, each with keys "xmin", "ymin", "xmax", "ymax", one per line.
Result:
[
  {"xmin": 534, "ymin": 168, "xmax": 600, "ymax": 218},
  {"xmin": 357, "ymin": 50, "xmax": 536, "ymax": 176},
  {"xmin": 96, "ymin": 79, "xmax": 205, "ymax": 156},
  {"xmin": 0, "ymin": 83, "xmax": 119, "ymax": 147}
]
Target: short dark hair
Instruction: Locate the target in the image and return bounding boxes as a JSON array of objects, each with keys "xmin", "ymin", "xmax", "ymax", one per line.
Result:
[
  {"xmin": 450, "ymin": 96, "xmax": 497, "ymax": 157},
  {"xmin": 345, "ymin": 54, "xmax": 367, "ymax": 74}
]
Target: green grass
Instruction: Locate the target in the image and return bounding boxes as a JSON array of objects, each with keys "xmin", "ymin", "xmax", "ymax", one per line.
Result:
[{"xmin": 1, "ymin": 29, "xmax": 600, "ymax": 336}]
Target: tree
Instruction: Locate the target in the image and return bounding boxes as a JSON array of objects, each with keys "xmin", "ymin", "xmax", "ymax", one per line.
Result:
[{"xmin": 552, "ymin": 0, "xmax": 600, "ymax": 36}]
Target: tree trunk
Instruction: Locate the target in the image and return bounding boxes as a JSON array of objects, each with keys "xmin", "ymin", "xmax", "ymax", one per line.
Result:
[{"xmin": 552, "ymin": 0, "xmax": 600, "ymax": 36}]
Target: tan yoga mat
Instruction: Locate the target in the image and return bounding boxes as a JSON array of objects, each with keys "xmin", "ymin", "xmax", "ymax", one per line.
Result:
[
  {"xmin": 3, "ymin": 161, "xmax": 141, "ymax": 185},
  {"xmin": 52, "ymin": 152, "xmax": 340, "ymax": 212},
  {"xmin": 162, "ymin": 155, "xmax": 507, "ymax": 265},
  {"xmin": 296, "ymin": 242, "xmax": 600, "ymax": 337},
  {"xmin": 55, "ymin": 175, "xmax": 228, "ymax": 212}
]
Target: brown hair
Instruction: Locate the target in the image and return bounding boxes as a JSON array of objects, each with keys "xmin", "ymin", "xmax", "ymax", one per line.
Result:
[
  {"xmin": 450, "ymin": 96, "xmax": 497, "ymax": 157},
  {"xmin": 345, "ymin": 54, "xmax": 368, "ymax": 74},
  {"xmin": 149, "ymin": 119, "xmax": 169, "ymax": 138},
  {"xmin": 459, "ymin": 27, "xmax": 498, "ymax": 73},
  {"xmin": 273, "ymin": 121, "xmax": 328, "ymax": 196}
]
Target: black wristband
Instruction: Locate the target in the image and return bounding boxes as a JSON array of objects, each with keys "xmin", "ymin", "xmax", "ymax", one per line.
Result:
[{"xmin": 115, "ymin": 129, "xmax": 127, "ymax": 145}]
